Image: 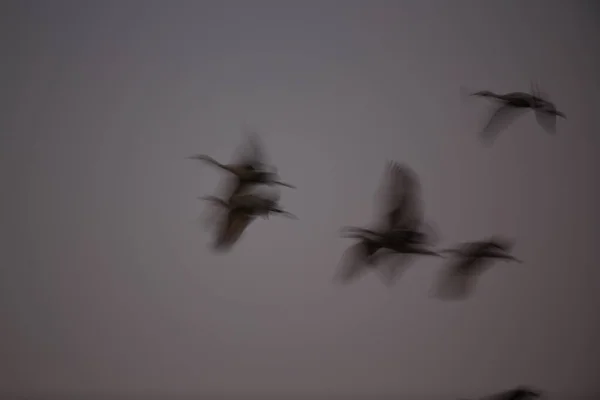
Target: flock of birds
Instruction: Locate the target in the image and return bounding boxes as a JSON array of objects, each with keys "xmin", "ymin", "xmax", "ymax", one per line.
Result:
[{"xmin": 186, "ymin": 85, "xmax": 565, "ymax": 400}]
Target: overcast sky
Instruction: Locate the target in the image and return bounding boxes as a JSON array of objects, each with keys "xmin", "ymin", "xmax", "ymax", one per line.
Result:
[{"xmin": 1, "ymin": 1, "xmax": 599, "ymax": 399}]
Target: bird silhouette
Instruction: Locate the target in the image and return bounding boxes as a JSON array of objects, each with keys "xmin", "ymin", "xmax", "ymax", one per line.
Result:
[
  {"xmin": 189, "ymin": 131, "xmax": 295, "ymax": 229},
  {"xmin": 200, "ymin": 191, "xmax": 296, "ymax": 251},
  {"xmin": 468, "ymin": 386, "xmax": 542, "ymax": 400},
  {"xmin": 435, "ymin": 236, "xmax": 522, "ymax": 299},
  {"xmin": 188, "ymin": 132, "xmax": 295, "ymax": 201},
  {"xmin": 337, "ymin": 161, "xmax": 442, "ymax": 285},
  {"xmin": 471, "ymin": 82, "xmax": 566, "ymax": 143}
]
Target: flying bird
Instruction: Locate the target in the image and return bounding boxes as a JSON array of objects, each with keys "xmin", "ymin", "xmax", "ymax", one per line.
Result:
[
  {"xmin": 189, "ymin": 131, "xmax": 295, "ymax": 229},
  {"xmin": 466, "ymin": 386, "xmax": 542, "ymax": 400},
  {"xmin": 188, "ymin": 132, "xmax": 295, "ymax": 201},
  {"xmin": 435, "ymin": 236, "xmax": 522, "ymax": 299},
  {"xmin": 200, "ymin": 191, "xmax": 296, "ymax": 251},
  {"xmin": 336, "ymin": 161, "xmax": 441, "ymax": 284},
  {"xmin": 470, "ymin": 82, "xmax": 566, "ymax": 143}
]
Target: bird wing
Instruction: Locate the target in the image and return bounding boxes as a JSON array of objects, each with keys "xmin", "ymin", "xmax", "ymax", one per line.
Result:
[
  {"xmin": 480, "ymin": 104, "xmax": 529, "ymax": 144},
  {"xmin": 212, "ymin": 209, "xmax": 254, "ymax": 250},
  {"xmin": 335, "ymin": 242, "xmax": 372, "ymax": 283},
  {"xmin": 375, "ymin": 251, "xmax": 415, "ymax": 285},
  {"xmin": 486, "ymin": 236, "xmax": 514, "ymax": 252},
  {"xmin": 224, "ymin": 131, "xmax": 275, "ymax": 199},
  {"xmin": 530, "ymin": 80, "xmax": 551, "ymax": 104},
  {"xmin": 434, "ymin": 254, "xmax": 488, "ymax": 300},
  {"xmin": 534, "ymin": 107, "xmax": 558, "ymax": 134},
  {"xmin": 221, "ymin": 178, "xmax": 250, "ymax": 200},
  {"xmin": 237, "ymin": 128, "xmax": 268, "ymax": 169},
  {"xmin": 378, "ymin": 161, "xmax": 423, "ymax": 232}
]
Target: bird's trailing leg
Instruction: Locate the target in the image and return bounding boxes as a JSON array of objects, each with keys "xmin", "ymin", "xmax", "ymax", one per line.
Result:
[
  {"xmin": 339, "ymin": 226, "xmax": 378, "ymax": 239},
  {"xmin": 273, "ymin": 180, "xmax": 296, "ymax": 189},
  {"xmin": 198, "ymin": 196, "xmax": 229, "ymax": 209}
]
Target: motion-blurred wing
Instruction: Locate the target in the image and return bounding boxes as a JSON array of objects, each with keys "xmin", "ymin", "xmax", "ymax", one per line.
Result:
[
  {"xmin": 416, "ymin": 220, "xmax": 440, "ymax": 247},
  {"xmin": 222, "ymin": 178, "xmax": 250, "ymax": 200},
  {"xmin": 531, "ymin": 80, "xmax": 551, "ymax": 104},
  {"xmin": 335, "ymin": 243, "xmax": 371, "ymax": 283},
  {"xmin": 375, "ymin": 251, "xmax": 415, "ymax": 285},
  {"xmin": 379, "ymin": 161, "xmax": 423, "ymax": 231},
  {"xmin": 534, "ymin": 108, "xmax": 558, "ymax": 134},
  {"xmin": 480, "ymin": 105, "xmax": 528, "ymax": 145},
  {"xmin": 434, "ymin": 256, "xmax": 486, "ymax": 300},
  {"xmin": 212, "ymin": 210, "xmax": 254, "ymax": 251},
  {"xmin": 487, "ymin": 236, "xmax": 514, "ymax": 252},
  {"xmin": 238, "ymin": 128, "xmax": 268, "ymax": 169}
]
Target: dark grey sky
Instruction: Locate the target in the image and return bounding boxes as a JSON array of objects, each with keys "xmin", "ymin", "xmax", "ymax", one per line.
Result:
[{"xmin": 1, "ymin": 1, "xmax": 599, "ymax": 399}]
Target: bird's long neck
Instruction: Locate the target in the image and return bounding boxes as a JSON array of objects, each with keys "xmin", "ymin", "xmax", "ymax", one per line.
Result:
[
  {"xmin": 192, "ymin": 155, "xmax": 222, "ymax": 168},
  {"xmin": 476, "ymin": 91, "xmax": 502, "ymax": 100}
]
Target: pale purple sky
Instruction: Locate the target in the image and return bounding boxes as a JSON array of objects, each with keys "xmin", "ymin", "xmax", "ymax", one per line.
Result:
[{"xmin": 1, "ymin": 1, "xmax": 599, "ymax": 399}]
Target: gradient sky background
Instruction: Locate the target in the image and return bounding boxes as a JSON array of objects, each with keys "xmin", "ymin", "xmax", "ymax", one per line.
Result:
[{"xmin": 1, "ymin": 1, "xmax": 600, "ymax": 399}]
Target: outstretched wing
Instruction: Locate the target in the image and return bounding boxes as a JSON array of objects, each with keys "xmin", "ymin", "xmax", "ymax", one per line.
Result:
[
  {"xmin": 531, "ymin": 80, "xmax": 551, "ymax": 104},
  {"xmin": 486, "ymin": 236, "xmax": 514, "ymax": 252},
  {"xmin": 480, "ymin": 104, "xmax": 529, "ymax": 145},
  {"xmin": 534, "ymin": 107, "xmax": 558, "ymax": 134},
  {"xmin": 237, "ymin": 127, "xmax": 268, "ymax": 169},
  {"xmin": 434, "ymin": 255, "xmax": 487, "ymax": 300},
  {"xmin": 377, "ymin": 161, "xmax": 423, "ymax": 232},
  {"xmin": 334, "ymin": 243, "xmax": 372, "ymax": 284},
  {"xmin": 212, "ymin": 209, "xmax": 254, "ymax": 251}
]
